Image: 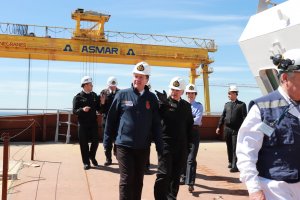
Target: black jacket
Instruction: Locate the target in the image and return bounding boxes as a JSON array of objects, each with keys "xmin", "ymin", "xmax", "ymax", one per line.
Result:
[
  {"xmin": 159, "ymin": 98, "xmax": 194, "ymax": 147},
  {"xmin": 217, "ymin": 99, "xmax": 247, "ymax": 131},
  {"xmin": 73, "ymin": 91, "xmax": 100, "ymax": 126},
  {"xmin": 99, "ymin": 88, "xmax": 120, "ymax": 116}
]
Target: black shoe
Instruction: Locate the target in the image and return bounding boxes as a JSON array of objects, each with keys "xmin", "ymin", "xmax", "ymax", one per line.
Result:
[
  {"xmin": 188, "ymin": 185, "xmax": 194, "ymax": 193},
  {"xmin": 104, "ymin": 160, "xmax": 112, "ymax": 166},
  {"xmin": 230, "ymin": 167, "xmax": 239, "ymax": 173},
  {"xmin": 84, "ymin": 164, "xmax": 91, "ymax": 170},
  {"xmin": 228, "ymin": 163, "xmax": 232, "ymax": 168},
  {"xmin": 90, "ymin": 158, "xmax": 99, "ymax": 167}
]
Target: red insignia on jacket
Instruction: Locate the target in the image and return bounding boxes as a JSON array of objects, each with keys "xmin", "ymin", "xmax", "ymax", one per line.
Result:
[{"xmin": 146, "ymin": 101, "xmax": 150, "ymax": 109}]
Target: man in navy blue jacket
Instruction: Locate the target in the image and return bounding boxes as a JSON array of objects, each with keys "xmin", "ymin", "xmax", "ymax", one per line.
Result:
[{"xmin": 103, "ymin": 61, "xmax": 163, "ymax": 200}]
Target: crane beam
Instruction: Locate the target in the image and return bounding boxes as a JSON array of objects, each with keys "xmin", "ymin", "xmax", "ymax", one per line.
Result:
[{"xmin": 0, "ymin": 34, "xmax": 210, "ymax": 68}]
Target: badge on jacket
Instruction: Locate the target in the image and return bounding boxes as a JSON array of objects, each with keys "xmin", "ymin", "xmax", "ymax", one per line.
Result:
[
  {"xmin": 146, "ymin": 101, "xmax": 150, "ymax": 109},
  {"xmin": 123, "ymin": 100, "xmax": 133, "ymax": 106},
  {"xmin": 257, "ymin": 121, "xmax": 275, "ymax": 137}
]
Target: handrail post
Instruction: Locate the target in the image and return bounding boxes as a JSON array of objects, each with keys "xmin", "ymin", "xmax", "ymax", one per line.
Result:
[
  {"xmin": 66, "ymin": 112, "xmax": 71, "ymax": 144},
  {"xmin": 31, "ymin": 120, "xmax": 36, "ymax": 160},
  {"xmin": 2, "ymin": 133, "xmax": 10, "ymax": 200},
  {"xmin": 55, "ymin": 110, "xmax": 60, "ymax": 142}
]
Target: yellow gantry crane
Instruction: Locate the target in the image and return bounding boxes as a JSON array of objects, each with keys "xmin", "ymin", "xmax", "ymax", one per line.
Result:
[{"xmin": 0, "ymin": 9, "xmax": 217, "ymax": 112}]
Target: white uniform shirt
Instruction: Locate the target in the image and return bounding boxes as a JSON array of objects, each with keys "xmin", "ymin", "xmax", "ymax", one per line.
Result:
[{"xmin": 236, "ymin": 86, "xmax": 300, "ymax": 194}]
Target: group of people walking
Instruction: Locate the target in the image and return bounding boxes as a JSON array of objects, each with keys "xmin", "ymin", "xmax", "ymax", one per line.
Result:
[
  {"xmin": 73, "ymin": 48, "xmax": 300, "ymax": 200},
  {"xmin": 73, "ymin": 61, "xmax": 203, "ymax": 200}
]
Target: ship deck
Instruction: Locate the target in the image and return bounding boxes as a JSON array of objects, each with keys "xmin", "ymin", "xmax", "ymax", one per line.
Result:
[{"xmin": 1, "ymin": 141, "xmax": 248, "ymax": 200}]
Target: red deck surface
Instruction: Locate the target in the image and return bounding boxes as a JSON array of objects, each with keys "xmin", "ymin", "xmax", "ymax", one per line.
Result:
[{"xmin": 1, "ymin": 141, "xmax": 248, "ymax": 200}]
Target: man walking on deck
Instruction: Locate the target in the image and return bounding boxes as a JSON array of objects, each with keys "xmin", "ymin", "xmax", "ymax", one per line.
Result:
[
  {"xmin": 73, "ymin": 75, "xmax": 100, "ymax": 170},
  {"xmin": 103, "ymin": 61, "xmax": 163, "ymax": 200},
  {"xmin": 154, "ymin": 77, "xmax": 194, "ymax": 200},
  {"xmin": 99, "ymin": 76, "xmax": 120, "ymax": 166},
  {"xmin": 216, "ymin": 85, "xmax": 247, "ymax": 172},
  {"xmin": 180, "ymin": 83, "xmax": 203, "ymax": 193}
]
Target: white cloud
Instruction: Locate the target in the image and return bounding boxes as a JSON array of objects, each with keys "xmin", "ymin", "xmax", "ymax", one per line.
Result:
[
  {"xmin": 121, "ymin": 10, "xmax": 248, "ymax": 22},
  {"xmin": 166, "ymin": 24, "xmax": 244, "ymax": 46},
  {"xmin": 213, "ymin": 66, "xmax": 250, "ymax": 73}
]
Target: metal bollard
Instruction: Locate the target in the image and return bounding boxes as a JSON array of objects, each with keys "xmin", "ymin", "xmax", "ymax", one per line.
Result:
[
  {"xmin": 2, "ymin": 133, "xmax": 10, "ymax": 200},
  {"xmin": 31, "ymin": 120, "xmax": 36, "ymax": 161}
]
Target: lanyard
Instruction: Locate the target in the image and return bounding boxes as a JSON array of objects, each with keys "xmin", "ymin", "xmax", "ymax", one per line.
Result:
[{"xmin": 270, "ymin": 103, "xmax": 293, "ymax": 127}]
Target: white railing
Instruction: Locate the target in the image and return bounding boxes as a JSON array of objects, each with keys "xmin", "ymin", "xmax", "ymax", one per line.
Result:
[{"xmin": 55, "ymin": 109, "xmax": 78, "ymax": 144}]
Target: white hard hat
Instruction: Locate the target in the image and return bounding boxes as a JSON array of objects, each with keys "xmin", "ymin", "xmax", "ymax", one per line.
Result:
[
  {"xmin": 132, "ymin": 61, "xmax": 151, "ymax": 76},
  {"xmin": 169, "ymin": 76, "xmax": 186, "ymax": 91},
  {"xmin": 281, "ymin": 49, "xmax": 300, "ymax": 72},
  {"xmin": 107, "ymin": 76, "xmax": 118, "ymax": 86},
  {"xmin": 81, "ymin": 75, "xmax": 92, "ymax": 85},
  {"xmin": 185, "ymin": 83, "xmax": 197, "ymax": 93},
  {"xmin": 283, "ymin": 49, "xmax": 300, "ymax": 65},
  {"xmin": 228, "ymin": 85, "xmax": 238, "ymax": 92}
]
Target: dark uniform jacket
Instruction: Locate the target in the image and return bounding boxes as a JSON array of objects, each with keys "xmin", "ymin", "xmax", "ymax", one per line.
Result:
[
  {"xmin": 217, "ymin": 99, "xmax": 247, "ymax": 131},
  {"xmin": 160, "ymin": 98, "xmax": 194, "ymax": 148},
  {"xmin": 103, "ymin": 85, "xmax": 163, "ymax": 152},
  {"xmin": 99, "ymin": 88, "xmax": 120, "ymax": 117},
  {"xmin": 72, "ymin": 91, "xmax": 100, "ymax": 126}
]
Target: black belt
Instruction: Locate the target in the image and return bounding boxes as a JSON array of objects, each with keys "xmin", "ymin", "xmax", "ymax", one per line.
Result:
[{"xmin": 193, "ymin": 125, "xmax": 200, "ymax": 129}]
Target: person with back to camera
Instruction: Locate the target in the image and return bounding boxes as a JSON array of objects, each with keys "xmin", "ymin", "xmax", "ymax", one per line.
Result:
[
  {"xmin": 236, "ymin": 49, "xmax": 300, "ymax": 200},
  {"xmin": 73, "ymin": 75, "xmax": 100, "ymax": 170},
  {"xmin": 103, "ymin": 61, "xmax": 163, "ymax": 200},
  {"xmin": 180, "ymin": 83, "xmax": 203, "ymax": 193},
  {"xmin": 154, "ymin": 76, "xmax": 194, "ymax": 200},
  {"xmin": 99, "ymin": 76, "xmax": 120, "ymax": 166},
  {"xmin": 216, "ymin": 85, "xmax": 247, "ymax": 173}
]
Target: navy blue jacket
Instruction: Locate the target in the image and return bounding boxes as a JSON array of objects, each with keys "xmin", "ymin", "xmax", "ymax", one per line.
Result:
[
  {"xmin": 103, "ymin": 86, "xmax": 163, "ymax": 152},
  {"xmin": 251, "ymin": 90, "xmax": 300, "ymax": 183}
]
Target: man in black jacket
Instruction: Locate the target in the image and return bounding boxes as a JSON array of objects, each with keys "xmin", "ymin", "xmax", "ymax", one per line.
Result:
[
  {"xmin": 216, "ymin": 85, "xmax": 247, "ymax": 172},
  {"xmin": 73, "ymin": 76, "xmax": 100, "ymax": 170},
  {"xmin": 154, "ymin": 76, "xmax": 194, "ymax": 200},
  {"xmin": 99, "ymin": 76, "xmax": 120, "ymax": 166}
]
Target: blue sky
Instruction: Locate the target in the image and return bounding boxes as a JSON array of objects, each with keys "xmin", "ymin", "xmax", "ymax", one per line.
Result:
[{"xmin": 0, "ymin": 0, "xmax": 284, "ymax": 113}]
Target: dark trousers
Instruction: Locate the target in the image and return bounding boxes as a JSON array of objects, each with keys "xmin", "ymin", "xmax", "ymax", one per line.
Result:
[
  {"xmin": 184, "ymin": 127, "xmax": 200, "ymax": 185},
  {"xmin": 78, "ymin": 124, "xmax": 99, "ymax": 165},
  {"xmin": 116, "ymin": 145, "xmax": 150, "ymax": 200},
  {"xmin": 145, "ymin": 150, "xmax": 150, "ymax": 169},
  {"xmin": 154, "ymin": 145, "xmax": 187, "ymax": 200},
  {"xmin": 103, "ymin": 118, "xmax": 116, "ymax": 161},
  {"xmin": 105, "ymin": 143, "xmax": 117, "ymax": 161},
  {"xmin": 224, "ymin": 127, "xmax": 238, "ymax": 168},
  {"xmin": 145, "ymin": 143, "xmax": 151, "ymax": 169}
]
